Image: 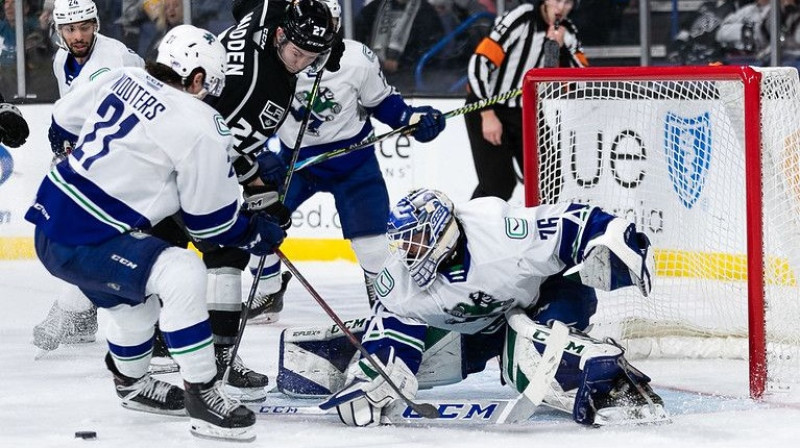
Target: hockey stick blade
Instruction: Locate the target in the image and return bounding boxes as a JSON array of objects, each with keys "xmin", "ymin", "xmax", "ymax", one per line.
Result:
[{"xmin": 292, "ymin": 88, "xmax": 523, "ymax": 171}]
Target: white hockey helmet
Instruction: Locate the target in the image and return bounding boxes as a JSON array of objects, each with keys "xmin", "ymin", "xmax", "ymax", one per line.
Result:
[
  {"xmin": 387, "ymin": 189, "xmax": 461, "ymax": 289},
  {"xmin": 156, "ymin": 25, "xmax": 227, "ymax": 97},
  {"xmin": 53, "ymin": 0, "xmax": 99, "ymax": 26},
  {"xmin": 319, "ymin": 0, "xmax": 342, "ymax": 32}
]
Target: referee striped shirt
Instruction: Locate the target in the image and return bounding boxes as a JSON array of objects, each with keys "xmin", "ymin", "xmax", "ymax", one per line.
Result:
[{"xmin": 467, "ymin": 4, "xmax": 587, "ymax": 108}]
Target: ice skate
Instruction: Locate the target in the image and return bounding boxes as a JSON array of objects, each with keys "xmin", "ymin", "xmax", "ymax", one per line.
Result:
[
  {"xmin": 148, "ymin": 327, "xmax": 179, "ymax": 375},
  {"xmin": 247, "ymin": 271, "xmax": 291, "ymax": 324},
  {"xmin": 215, "ymin": 345, "xmax": 268, "ymax": 402},
  {"xmin": 106, "ymin": 353, "xmax": 185, "ymax": 416},
  {"xmin": 185, "ymin": 380, "xmax": 256, "ymax": 442},
  {"xmin": 33, "ymin": 302, "xmax": 98, "ymax": 352}
]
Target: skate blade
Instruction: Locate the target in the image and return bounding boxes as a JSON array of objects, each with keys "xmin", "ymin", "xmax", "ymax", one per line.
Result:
[
  {"xmin": 593, "ymin": 403, "xmax": 671, "ymax": 426},
  {"xmin": 190, "ymin": 419, "xmax": 256, "ymax": 443},
  {"xmin": 223, "ymin": 384, "xmax": 267, "ymax": 403},
  {"xmin": 63, "ymin": 334, "xmax": 96, "ymax": 344},
  {"xmin": 247, "ymin": 312, "xmax": 280, "ymax": 325},
  {"xmin": 148, "ymin": 358, "xmax": 180, "ymax": 375},
  {"xmin": 120, "ymin": 401, "xmax": 187, "ymax": 417}
]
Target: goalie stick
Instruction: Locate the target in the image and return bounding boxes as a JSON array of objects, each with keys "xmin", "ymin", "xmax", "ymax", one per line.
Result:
[{"xmin": 291, "ymin": 88, "xmax": 523, "ymax": 171}]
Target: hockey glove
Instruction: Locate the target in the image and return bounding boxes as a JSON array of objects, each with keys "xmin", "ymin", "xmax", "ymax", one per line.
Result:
[
  {"xmin": 0, "ymin": 103, "xmax": 29, "ymax": 148},
  {"xmin": 243, "ymin": 185, "xmax": 292, "ymax": 230},
  {"xmin": 564, "ymin": 218, "xmax": 655, "ymax": 297},
  {"xmin": 400, "ymin": 106, "xmax": 446, "ymax": 143},
  {"xmin": 319, "ymin": 347, "xmax": 418, "ymax": 426},
  {"xmin": 48, "ymin": 121, "xmax": 77, "ymax": 157},
  {"xmin": 233, "ymin": 212, "xmax": 286, "ymax": 256},
  {"xmin": 255, "ymin": 150, "xmax": 288, "ymax": 192}
]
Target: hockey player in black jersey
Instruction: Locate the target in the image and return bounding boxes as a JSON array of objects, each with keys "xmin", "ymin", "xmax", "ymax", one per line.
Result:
[{"xmin": 149, "ymin": 0, "xmax": 343, "ymax": 402}]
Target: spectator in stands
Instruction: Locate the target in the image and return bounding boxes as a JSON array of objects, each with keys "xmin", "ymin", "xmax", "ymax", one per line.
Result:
[
  {"xmin": 714, "ymin": 0, "xmax": 800, "ymax": 62},
  {"xmin": 355, "ymin": 0, "xmax": 445, "ymax": 91},
  {"xmin": 667, "ymin": 0, "xmax": 747, "ymax": 65},
  {"xmin": 143, "ymin": 0, "xmax": 184, "ymax": 59},
  {"xmin": 0, "ymin": 0, "xmax": 54, "ymax": 99}
]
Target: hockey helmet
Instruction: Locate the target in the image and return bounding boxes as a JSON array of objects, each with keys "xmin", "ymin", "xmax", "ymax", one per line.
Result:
[
  {"xmin": 53, "ymin": 0, "xmax": 99, "ymax": 26},
  {"xmin": 387, "ymin": 189, "xmax": 461, "ymax": 289},
  {"xmin": 282, "ymin": 0, "xmax": 336, "ymax": 53},
  {"xmin": 319, "ymin": 0, "xmax": 342, "ymax": 32},
  {"xmin": 156, "ymin": 25, "xmax": 227, "ymax": 97}
]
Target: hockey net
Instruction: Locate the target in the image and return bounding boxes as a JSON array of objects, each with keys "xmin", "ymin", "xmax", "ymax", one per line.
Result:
[{"xmin": 522, "ymin": 66, "xmax": 800, "ymax": 400}]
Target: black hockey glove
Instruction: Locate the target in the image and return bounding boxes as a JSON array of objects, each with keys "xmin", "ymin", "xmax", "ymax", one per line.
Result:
[
  {"xmin": 243, "ymin": 184, "xmax": 292, "ymax": 230},
  {"xmin": 400, "ymin": 106, "xmax": 446, "ymax": 143},
  {"xmin": 234, "ymin": 212, "xmax": 286, "ymax": 256},
  {"xmin": 0, "ymin": 103, "xmax": 29, "ymax": 148},
  {"xmin": 741, "ymin": 21, "xmax": 756, "ymax": 53},
  {"xmin": 256, "ymin": 150, "xmax": 288, "ymax": 192},
  {"xmin": 324, "ymin": 33, "xmax": 345, "ymax": 72}
]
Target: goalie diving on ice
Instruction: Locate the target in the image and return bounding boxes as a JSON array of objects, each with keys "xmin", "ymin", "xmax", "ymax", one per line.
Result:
[{"xmin": 276, "ymin": 188, "xmax": 667, "ymax": 426}]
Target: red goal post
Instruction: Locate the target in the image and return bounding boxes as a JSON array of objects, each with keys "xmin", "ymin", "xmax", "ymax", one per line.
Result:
[{"xmin": 522, "ymin": 66, "xmax": 800, "ymax": 400}]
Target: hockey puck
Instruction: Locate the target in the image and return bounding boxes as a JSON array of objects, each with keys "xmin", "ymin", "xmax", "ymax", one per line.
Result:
[{"xmin": 75, "ymin": 431, "xmax": 97, "ymax": 440}]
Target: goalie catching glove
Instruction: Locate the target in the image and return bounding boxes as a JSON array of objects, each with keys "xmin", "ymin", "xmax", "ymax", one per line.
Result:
[
  {"xmin": 319, "ymin": 347, "xmax": 418, "ymax": 426},
  {"xmin": 565, "ymin": 217, "xmax": 655, "ymax": 297}
]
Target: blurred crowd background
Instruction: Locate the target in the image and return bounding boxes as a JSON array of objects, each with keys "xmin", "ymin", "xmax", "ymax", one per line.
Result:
[{"xmin": 3, "ymin": 0, "xmax": 800, "ymax": 101}]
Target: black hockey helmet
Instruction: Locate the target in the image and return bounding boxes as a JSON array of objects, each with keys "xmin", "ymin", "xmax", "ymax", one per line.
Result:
[{"xmin": 282, "ymin": 0, "xmax": 335, "ymax": 53}]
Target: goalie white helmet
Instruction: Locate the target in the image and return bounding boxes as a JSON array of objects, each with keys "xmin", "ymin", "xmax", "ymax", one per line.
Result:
[
  {"xmin": 319, "ymin": 0, "xmax": 342, "ymax": 32},
  {"xmin": 387, "ymin": 189, "xmax": 460, "ymax": 289},
  {"xmin": 53, "ymin": 0, "xmax": 98, "ymax": 25},
  {"xmin": 156, "ymin": 25, "xmax": 227, "ymax": 97}
]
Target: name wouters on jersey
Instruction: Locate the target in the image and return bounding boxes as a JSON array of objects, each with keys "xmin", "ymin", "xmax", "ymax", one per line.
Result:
[{"xmin": 110, "ymin": 74, "xmax": 167, "ymax": 120}]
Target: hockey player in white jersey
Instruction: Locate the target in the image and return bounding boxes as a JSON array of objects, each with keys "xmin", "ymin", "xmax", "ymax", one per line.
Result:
[
  {"xmin": 25, "ymin": 25, "xmax": 286, "ymax": 441},
  {"xmin": 246, "ymin": 0, "xmax": 446, "ymax": 323},
  {"xmin": 278, "ymin": 189, "xmax": 668, "ymax": 427},
  {"xmin": 33, "ymin": 0, "xmax": 145, "ymax": 354}
]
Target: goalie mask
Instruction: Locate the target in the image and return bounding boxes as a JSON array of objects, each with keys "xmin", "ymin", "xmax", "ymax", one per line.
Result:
[
  {"xmin": 156, "ymin": 25, "xmax": 227, "ymax": 97},
  {"xmin": 387, "ymin": 189, "xmax": 460, "ymax": 289}
]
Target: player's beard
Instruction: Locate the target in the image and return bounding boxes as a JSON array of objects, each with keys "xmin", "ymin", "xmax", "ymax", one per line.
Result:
[{"xmin": 68, "ymin": 39, "xmax": 92, "ymax": 59}]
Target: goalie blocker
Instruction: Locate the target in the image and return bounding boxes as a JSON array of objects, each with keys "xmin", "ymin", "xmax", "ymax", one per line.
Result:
[{"xmin": 277, "ymin": 313, "xmax": 669, "ymax": 426}]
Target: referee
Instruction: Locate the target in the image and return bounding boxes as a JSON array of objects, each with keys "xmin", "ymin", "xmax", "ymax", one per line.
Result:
[{"xmin": 465, "ymin": 0, "xmax": 587, "ymax": 200}]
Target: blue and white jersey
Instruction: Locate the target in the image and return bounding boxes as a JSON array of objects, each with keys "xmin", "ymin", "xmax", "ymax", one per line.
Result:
[
  {"xmin": 364, "ymin": 199, "xmax": 598, "ymax": 371},
  {"xmin": 53, "ymin": 33, "xmax": 144, "ymax": 98},
  {"xmin": 26, "ymin": 68, "xmax": 247, "ymax": 247},
  {"xmin": 277, "ymin": 39, "xmax": 399, "ymax": 175}
]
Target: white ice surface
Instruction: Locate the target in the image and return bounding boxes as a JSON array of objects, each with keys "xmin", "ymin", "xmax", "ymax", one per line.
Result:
[{"xmin": 2, "ymin": 259, "xmax": 799, "ymax": 447}]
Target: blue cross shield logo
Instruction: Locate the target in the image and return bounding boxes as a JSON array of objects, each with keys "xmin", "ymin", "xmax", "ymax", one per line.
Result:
[
  {"xmin": 0, "ymin": 145, "xmax": 14, "ymax": 187},
  {"xmin": 663, "ymin": 111, "xmax": 712, "ymax": 209}
]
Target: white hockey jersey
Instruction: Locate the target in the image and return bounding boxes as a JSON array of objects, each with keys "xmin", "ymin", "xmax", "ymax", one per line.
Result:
[
  {"xmin": 277, "ymin": 39, "xmax": 398, "ymax": 146},
  {"xmin": 26, "ymin": 68, "xmax": 243, "ymax": 247},
  {"xmin": 374, "ymin": 199, "xmax": 579, "ymax": 334},
  {"xmin": 53, "ymin": 33, "xmax": 144, "ymax": 98}
]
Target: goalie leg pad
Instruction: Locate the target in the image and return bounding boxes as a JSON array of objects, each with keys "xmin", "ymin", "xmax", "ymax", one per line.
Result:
[{"xmin": 277, "ymin": 321, "xmax": 467, "ymax": 397}]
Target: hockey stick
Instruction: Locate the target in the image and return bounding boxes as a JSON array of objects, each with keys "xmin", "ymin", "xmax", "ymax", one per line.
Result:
[
  {"xmin": 249, "ymin": 398, "xmax": 533, "ymax": 425},
  {"xmin": 292, "ymin": 88, "xmax": 523, "ymax": 171},
  {"xmin": 274, "ymin": 248, "xmax": 440, "ymax": 419},
  {"xmin": 224, "ymin": 71, "xmax": 326, "ymax": 386}
]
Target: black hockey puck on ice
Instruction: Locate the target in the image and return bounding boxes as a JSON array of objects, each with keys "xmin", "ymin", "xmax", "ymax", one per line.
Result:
[{"xmin": 75, "ymin": 431, "xmax": 97, "ymax": 440}]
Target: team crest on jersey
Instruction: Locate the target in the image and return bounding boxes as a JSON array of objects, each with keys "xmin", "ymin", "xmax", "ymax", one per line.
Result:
[
  {"xmin": 443, "ymin": 291, "xmax": 514, "ymax": 325},
  {"xmin": 664, "ymin": 111, "xmax": 712, "ymax": 209},
  {"xmin": 291, "ymin": 87, "xmax": 341, "ymax": 136},
  {"xmin": 260, "ymin": 101, "xmax": 286, "ymax": 129},
  {"xmin": 214, "ymin": 114, "xmax": 231, "ymax": 136},
  {"xmin": 505, "ymin": 218, "xmax": 528, "ymax": 239},
  {"xmin": 374, "ymin": 269, "xmax": 395, "ymax": 297}
]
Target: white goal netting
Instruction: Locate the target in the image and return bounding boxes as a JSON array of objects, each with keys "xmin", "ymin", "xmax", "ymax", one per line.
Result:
[{"xmin": 525, "ymin": 66, "xmax": 800, "ymax": 400}]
